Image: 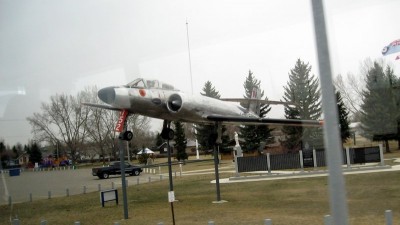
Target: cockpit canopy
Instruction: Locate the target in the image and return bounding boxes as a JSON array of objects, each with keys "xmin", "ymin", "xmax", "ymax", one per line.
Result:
[{"xmin": 126, "ymin": 78, "xmax": 177, "ymax": 91}]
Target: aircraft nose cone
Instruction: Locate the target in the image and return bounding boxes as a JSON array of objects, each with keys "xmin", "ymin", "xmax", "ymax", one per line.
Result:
[{"xmin": 98, "ymin": 87, "xmax": 116, "ymax": 104}]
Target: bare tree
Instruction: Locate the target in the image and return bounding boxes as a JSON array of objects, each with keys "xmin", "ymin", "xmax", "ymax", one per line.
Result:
[
  {"xmin": 83, "ymin": 86, "xmax": 117, "ymax": 163},
  {"xmin": 27, "ymin": 91, "xmax": 90, "ymax": 164},
  {"xmin": 333, "ymin": 58, "xmax": 395, "ymax": 121},
  {"xmin": 127, "ymin": 115, "xmax": 151, "ymax": 152},
  {"xmin": 334, "ymin": 73, "xmax": 365, "ymax": 120}
]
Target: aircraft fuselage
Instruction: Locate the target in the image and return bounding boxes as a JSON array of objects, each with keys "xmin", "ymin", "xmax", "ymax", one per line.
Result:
[{"xmin": 98, "ymin": 85, "xmax": 256, "ymax": 124}]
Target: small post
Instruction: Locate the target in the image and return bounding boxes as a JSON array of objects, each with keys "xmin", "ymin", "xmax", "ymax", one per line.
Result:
[
  {"xmin": 12, "ymin": 218, "xmax": 20, "ymax": 225},
  {"xmin": 83, "ymin": 186, "xmax": 86, "ymax": 194},
  {"xmin": 66, "ymin": 188, "xmax": 70, "ymax": 197},
  {"xmin": 264, "ymin": 218, "xmax": 272, "ymax": 225},
  {"xmin": 234, "ymin": 153, "xmax": 239, "ymax": 177},
  {"xmin": 313, "ymin": 148, "xmax": 317, "ymax": 169},
  {"xmin": 137, "ymin": 178, "xmax": 140, "ymax": 185},
  {"xmin": 299, "ymin": 150, "xmax": 304, "ymax": 172},
  {"xmin": 267, "ymin": 153, "xmax": 271, "ymax": 174},
  {"xmin": 29, "ymin": 193, "xmax": 32, "ymax": 202},
  {"xmin": 385, "ymin": 210, "xmax": 393, "ymax": 225},
  {"xmin": 324, "ymin": 215, "xmax": 332, "ymax": 225},
  {"xmin": 48, "ymin": 191, "xmax": 51, "ymax": 199},
  {"xmin": 179, "ymin": 163, "xmax": 182, "ymax": 176},
  {"xmin": 346, "ymin": 147, "xmax": 351, "ymax": 168},
  {"xmin": 379, "ymin": 144, "xmax": 385, "ymax": 166},
  {"xmin": 160, "ymin": 175, "xmax": 163, "ymax": 181},
  {"xmin": 8, "ymin": 195, "xmax": 12, "ymax": 206}
]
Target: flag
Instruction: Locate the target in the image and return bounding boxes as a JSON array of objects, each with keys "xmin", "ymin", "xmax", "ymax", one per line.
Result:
[{"xmin": 382, "ymin": 39, "xmax": 400, "ymax": 56}]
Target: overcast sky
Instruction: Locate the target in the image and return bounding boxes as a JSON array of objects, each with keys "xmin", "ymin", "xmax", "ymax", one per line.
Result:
[{"xmin": 0, "ymin": 0, "xmax": 399, "ymax": 146}]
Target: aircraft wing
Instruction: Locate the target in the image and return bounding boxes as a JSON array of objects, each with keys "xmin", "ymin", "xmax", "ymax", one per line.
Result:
[
  {"xmin": 206, "ymin": 114, "xmax": 322, "ymax": 127},
  {"xmin": 81, "ymin": 102, "xmax": 124, "ymax": 111},
  {"xmin": 220, "ymin": 98, "xmax": 295, "ymax": 105}
]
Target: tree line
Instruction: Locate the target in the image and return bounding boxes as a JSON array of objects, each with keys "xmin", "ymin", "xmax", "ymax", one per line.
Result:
[{"xmin": 1, "ymin": 58, "xmax": 398, "ymax": 167}]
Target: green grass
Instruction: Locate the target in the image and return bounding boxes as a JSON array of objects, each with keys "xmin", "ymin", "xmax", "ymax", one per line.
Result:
[{"xmin": 1, "ymin": 166, "xmax": 400, "ymax": 225}]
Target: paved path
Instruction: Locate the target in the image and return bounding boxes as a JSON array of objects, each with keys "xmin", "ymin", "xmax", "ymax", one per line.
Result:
[
  {"xmin": 216, "ymin": 163, "xmax": 400, "ymax": 184},
  {"xmin": 0, "ymin": 168, "xmax": 162, "ymax": 205},
  {"xmin": 2, "ymin": 159, "xmax": 399, "ymax": 205}
]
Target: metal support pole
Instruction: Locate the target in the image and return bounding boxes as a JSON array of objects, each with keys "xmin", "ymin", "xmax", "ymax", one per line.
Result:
[
  {"xmin": 213, "ymin": 122, "xmax": 222, "ymax": 202},
  {"xmin": 165, "ymin": 121, "xmax": 176, "ymax": 225},
  {"xmin": 311, "ymin": 1, "xmax": 349, "ymax": 225},
  {"xmin": 267, "ymin": 153, "xmax": 271, "ymax": 174},
  {"xmin": 311, "ymin": 0, "xmax": 348, "ymax": 225},
  {"xmin": 213, "ymin": 143, "xmax": 221, "ymax": 202},
  {"xmin": 119, "ymin": 139, "xmax": 129, "ymax": 219}
]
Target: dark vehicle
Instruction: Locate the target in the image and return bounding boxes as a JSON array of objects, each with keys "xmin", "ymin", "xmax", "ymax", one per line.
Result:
[{"xmin": 92, "ymin": 161, "xmax": 142, "ymax": 179}]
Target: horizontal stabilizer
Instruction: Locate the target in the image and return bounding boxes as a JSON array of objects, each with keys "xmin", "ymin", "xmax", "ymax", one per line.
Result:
[
  {"xmin": 206, "ymin": 114, "xmax": 322, "ymax": 127},
  {"xmin": 220, "ymin": 98, "xmax": 296, "ymax": 105}
]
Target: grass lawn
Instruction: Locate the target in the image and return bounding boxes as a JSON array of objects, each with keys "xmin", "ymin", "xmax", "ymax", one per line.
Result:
[{"xmin": 1, "ymin": 164, "xmax": 400, "ymax": 225}]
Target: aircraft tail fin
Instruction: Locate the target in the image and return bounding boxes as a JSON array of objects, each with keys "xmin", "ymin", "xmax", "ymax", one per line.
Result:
[{"xmin": 248, "ymin": 87, "xmax": 262, "ymax": 115}]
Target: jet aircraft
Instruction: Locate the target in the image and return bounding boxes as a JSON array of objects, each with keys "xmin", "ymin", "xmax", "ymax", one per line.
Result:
[{"xmin": 83, "ymin": 78, "xmax": 322, "ymax": 141}]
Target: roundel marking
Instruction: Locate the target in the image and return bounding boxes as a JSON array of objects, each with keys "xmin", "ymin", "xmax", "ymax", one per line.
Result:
[
  {"xmin": 382, "ymin": 46, "xmax": 389, "ymax": 54},
  {"xmin": 139, "ymin": 89, "xmax": 146, "ymax": 97}
]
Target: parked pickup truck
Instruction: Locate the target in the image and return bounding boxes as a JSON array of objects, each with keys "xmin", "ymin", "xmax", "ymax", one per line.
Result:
[{"xmin": 92, "ymin": 161, "xmax": 142, "ymax": 179}]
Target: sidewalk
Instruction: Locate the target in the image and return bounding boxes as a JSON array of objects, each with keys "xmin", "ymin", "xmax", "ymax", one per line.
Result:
[{"xmin": 215, "ymin": 163, "xmax": 400, "ymax": 184}]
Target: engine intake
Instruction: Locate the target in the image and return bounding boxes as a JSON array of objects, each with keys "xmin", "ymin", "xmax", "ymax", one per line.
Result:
[{"xmin": 167, "ymin": 94, "xmax": 183, "ymax": 112}]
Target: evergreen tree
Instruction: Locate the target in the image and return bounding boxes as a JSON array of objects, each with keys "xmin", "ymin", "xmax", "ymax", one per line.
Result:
[
  {"xmin": 173, "ymin": 121, "xmax": 188, "ymax": 161},
  {"xmin": 195, "ymin": 81, "xmax": 230, "ymax": 152},
  {"xmin": 281, "ymin": 59, "xmax": 322, "ymax": 152},
  {"xmin": 154, "ymin": 132, "xmax": 164, "ymax": 148},
  {"xmin": 360, "ymin": 62, "xmax": 399, "ymax": 153},
  {"xmin": 27, "ymin": 142, "xmax": 42, "ymax": 164},
  {"xmin": 336, "ymin": 90, "xmax": 351, "ymax": 144},
  {"xmin": 239, "ymin": 70, "xmax": 274, "ymax": 152},
  {"xmin": 0, "ymin": 140, "xmax": 6, "ymax": 168}
]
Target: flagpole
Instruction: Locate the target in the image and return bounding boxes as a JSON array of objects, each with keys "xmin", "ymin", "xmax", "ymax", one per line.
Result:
[{"xmin": 186, "ymin": 19, "xmax": 200, "ymax": 160}]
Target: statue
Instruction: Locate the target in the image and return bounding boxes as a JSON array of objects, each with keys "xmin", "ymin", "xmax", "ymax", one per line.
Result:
[
  {"xmin": 234, "ymin": 132, "xmax": 243, "ymax": 157},
  {"xmin": 234, "ymin": 132, "xmax": 240, "ymax": 147}
]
